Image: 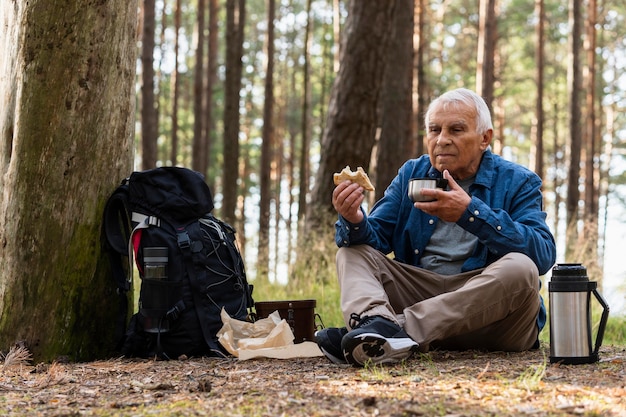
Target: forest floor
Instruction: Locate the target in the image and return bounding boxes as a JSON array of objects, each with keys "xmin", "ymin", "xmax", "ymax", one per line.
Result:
[{"xmin": 0, "ymin": 344, "xmax": 625, "ymax": 417}]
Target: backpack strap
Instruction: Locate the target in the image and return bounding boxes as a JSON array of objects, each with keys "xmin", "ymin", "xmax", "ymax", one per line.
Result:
[
  {"xmin": 129, "ymin": 212, "xmax": 161, "ymax": 274},
  {"xmin": 102, "ymin": 183, "xmax": 134, "ymax": 350},
  {"xmin": 102, "ymin": 184, "xmax": 132, "ymax": 294}
]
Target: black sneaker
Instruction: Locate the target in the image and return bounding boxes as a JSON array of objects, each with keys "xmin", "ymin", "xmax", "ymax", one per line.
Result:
[
  {"xmin": 341, "ymin": 315, "xmax": 418, "ymax": 366},
  {"xmin": 315, "ymin": 327, "xmax": 348, "ymax": 364}
]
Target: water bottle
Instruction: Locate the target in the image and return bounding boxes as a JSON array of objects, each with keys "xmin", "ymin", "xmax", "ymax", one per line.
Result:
[
  {"xmin": 144, "ymin": 247, "xmax": 168, "ymax": 280},
  {"xmin": 142, "ymin": 247, "xmax": 170, "ymax": 333}
]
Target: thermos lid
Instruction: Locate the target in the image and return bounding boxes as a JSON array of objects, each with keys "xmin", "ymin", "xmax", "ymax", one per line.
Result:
[
  {"xmin": 549, "ymin": 263, "xmax": 596, "ymax": 292},
  {"xmin": 551, "ymin": 263, "xmax": 588, "ymax": 282}
]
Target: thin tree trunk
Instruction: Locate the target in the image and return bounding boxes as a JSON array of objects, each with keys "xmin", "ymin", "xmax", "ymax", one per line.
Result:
[
  {"xmin": 192, "ymin": 0, "xmax": 207, "ymax": 175},
  {"xmin": 203, "ymin": 0, "xmax": 219, "ymax": 185},
  {"xmin": 170, "ymin": 0, "xmax": 182, "ymax": 166},
  {"xmin": 530, "ymin": 0, "xmax": 545, "ymax": 181},
  {"xmin": 141, "ymin": 0, "xmax": 158, "ymax": 169},
  {"xmin": 332, "ymin": 0, "xmax": 341, "ymax": 73},
  {"xmin": 414, "ymin": 0, "xmax": 427, "ymax": 157},
  {"xmin": 257, "ymin": 0, "xmax": 276, "ymax": 282},
  {"xmin": 476, "ymin": 0, "xmax": 497, "ymax": 113},
  {"xmin": 222, "ymin": 0, "xmax": 246, "ymax": 225},
  {"xmin": 582, "ymin": 0, "xmax": 599, "ymax": 274},
  {"xmin": 297, "ymin": 0, "xmax": 313, "ymax": 227},
  {"xmin": 565, "ymin": 0, "xmax": 583, "ymax": 257}
]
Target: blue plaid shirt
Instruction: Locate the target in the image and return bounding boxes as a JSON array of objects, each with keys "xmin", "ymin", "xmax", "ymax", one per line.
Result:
[{"xmin": 334, "ymin": 150, "xmax": 556, "ymax": 330}]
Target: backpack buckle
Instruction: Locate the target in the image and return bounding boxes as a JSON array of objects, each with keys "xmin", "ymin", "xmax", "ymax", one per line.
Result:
[{"xmin": 177, "ymin": 231, "xmax": 191, "ymax": 249}]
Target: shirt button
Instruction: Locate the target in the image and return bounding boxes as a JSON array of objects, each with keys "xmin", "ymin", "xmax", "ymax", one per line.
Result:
[
  {"xmin": 354, "ymin": 226, "xmax": 360, "ymax": 230},
  {"xmin": 469, "ymin": 217, "xmax": 475, "ymax": 222},
  {"xmin": 497, "ymin": 225, "xmax": 502, "ymax": 231},
  {"xmin": 428, "ymin": 219, "xmax": 434, "ymax": 224},
  {"xmin": 474, "ymin": 210, "xmax": 480, "ymax": 215},
  {"xmin": 414, "ymin": 249, "xmax": 419, "ymax": 255},
  {"xmin": 343, "ymin": 240, "xmax": 348, "ymax": 245}
]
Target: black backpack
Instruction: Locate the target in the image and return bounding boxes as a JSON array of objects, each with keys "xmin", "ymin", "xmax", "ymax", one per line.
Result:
[{"xmin": 102, "ymin": 166, "xmax": 254, "ymax": 359}]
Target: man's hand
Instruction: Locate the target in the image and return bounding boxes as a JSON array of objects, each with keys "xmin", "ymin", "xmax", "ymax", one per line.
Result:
[
  {"xmin": 332, "ymin": 181, "xmax": 365, "ymax": 224},
  {"xmin": 413, "ymin": 170, "xmax": 472, "ymax": 222}
]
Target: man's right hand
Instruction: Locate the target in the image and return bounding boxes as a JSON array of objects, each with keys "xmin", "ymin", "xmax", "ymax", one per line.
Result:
[{"xmin": 332, "ymin": 181, "xmax": 365, "ymax": 224}]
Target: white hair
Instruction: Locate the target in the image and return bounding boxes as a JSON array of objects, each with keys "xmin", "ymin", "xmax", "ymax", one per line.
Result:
[{"xmin": 424, "ymin": 88, "xmax": 494, "ymax": 135}]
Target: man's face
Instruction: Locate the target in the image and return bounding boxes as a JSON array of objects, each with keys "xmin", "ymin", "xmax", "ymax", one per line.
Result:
[{"xmin": 426, "ymin": 102, "xmax": 492, "ymax": 180}]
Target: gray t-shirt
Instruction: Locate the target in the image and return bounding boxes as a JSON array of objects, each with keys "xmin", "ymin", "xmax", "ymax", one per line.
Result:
[{"xmin": 420, "ymin": 177, "xmax": 478, "ymax": 275}]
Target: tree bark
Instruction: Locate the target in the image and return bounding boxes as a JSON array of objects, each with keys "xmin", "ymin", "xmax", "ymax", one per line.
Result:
[
  {"xmin": 141, "ymin": 0, "xmax": 158, "ymax": 169},
  {"xmin": 307, "ymin": 0, "xmax": 396, "ymax": 232},
  {"xmin": 203, "ymin": 0, "xmax": 219, "ymax": 188},
  {"xmin": 476, "ymin": 0, "xmax": 497, "ymax": 113},
  {"xmin": 582, "ymin": 0, "xmax": 600, "ymax": 274},
  {"xmin": 0, "ymin": 0, "xmax": 136, "ymax": 361},
  {"xmin": 375, "ymin": 0, "xmax": 414, "ymax": 200},
  {"xmin": 414, "ymin": 0, "xmax": 427, "ymax": 157},
  {"xmin": 222, "ymin": 0, "xmax": 246, "ymax": 226},
  {"xmin": 192, "ymin": 0, "xmax": 207, "ymax": 176},
  {"xmin": 565, "ymin": 0, "xmax": 583, "ymax": 257},
  {"xmin": 530, "ymin": 0, "xmax": 545, "ymax": 181},
  {"xmin": 297, "ymin": 0, "xmax": 313, "ymax": 227},
  {"xmin": 257, "ymin": 0, "xmax": 276, "ymax": 282},
  {"xmin": 170, "ymin": 0, "xmax": 182, "ymax": 166}
]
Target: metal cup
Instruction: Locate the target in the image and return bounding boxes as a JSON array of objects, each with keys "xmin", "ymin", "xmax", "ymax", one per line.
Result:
[{"xmin": 408, "ymin": 178, "xmax": 448, "ymax": 202}]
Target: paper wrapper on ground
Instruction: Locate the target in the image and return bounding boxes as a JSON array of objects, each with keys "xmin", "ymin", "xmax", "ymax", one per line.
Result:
[{"xmin": 217, "ymin": 309, "xmax": 323, "ymax": 360}]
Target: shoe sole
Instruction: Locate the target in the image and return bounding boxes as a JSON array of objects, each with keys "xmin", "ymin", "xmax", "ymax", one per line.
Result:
[{"xmin": 343, "ymin": 333, "xmax": 418, "ymax": 366}]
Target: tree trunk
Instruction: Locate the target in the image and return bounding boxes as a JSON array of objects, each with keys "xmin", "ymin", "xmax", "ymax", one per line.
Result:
[
  {"xmin": 192, "ymin": 0, "xmax": 207, "ymax": 175},
  {"xmin": 582, "ymin": 0, "xmax": 600, "ymax": 274},
  {"xmin": 0, "ymin": 0, "xmax": 136, "ymax": 362},
  {"xmin": 414, "ymin": 0, "xmax": 427, "ymax": 157},
  {"xmin": 170, "ymin": 0, "xmax": 182, "ymax": 166},
  {"xmin": 375, "ymin": 0, "xmax": 414, "ymax": 201},
  {"xmin": 565, "ymin": 0, "xmax": 583, "ymax": 257},
  {"xmin": 530, "ymin": 0, "xmax": 545, "ymax": 181},
  {"xmin": 476, "ymin": 0, "xmax": 497, "ymax": 113},
  {"xmin": 141, "ymin": 0, "xmax": 158, "ymax": 169},
  {"xmin": 297, "ymin": 0, "xmax": 313, "ymax": 227},
  {"xmin": 307, "ymin": 1, "xmax": 396, "ymax": 232},
  {"xmin": 203, "ymin": 0, "xmax": 219, "ymax": 186},
  {"xmin": 257, "ymin": 0, "xmax": 276, "ymax": 282},
  {"xmin": 222, "ymin": 0, "xmax": 246, "ymax": 226}
]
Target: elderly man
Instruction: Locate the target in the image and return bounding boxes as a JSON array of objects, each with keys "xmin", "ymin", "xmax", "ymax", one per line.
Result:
[{"xmin": 316, "ymin": 88, "xmax": 556, "ymax": 366}]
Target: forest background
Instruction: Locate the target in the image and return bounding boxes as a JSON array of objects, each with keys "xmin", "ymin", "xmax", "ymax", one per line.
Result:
[
  {"xmin": 0, "ymin": 0, "xmax": 625, "ymax": 362},
  {"xmin": 136, "ymin": 0, "xmax": 626, "ymax": 312}
]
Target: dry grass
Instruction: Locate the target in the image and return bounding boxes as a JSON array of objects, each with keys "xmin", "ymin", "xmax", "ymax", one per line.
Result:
[{"xmin": 0, "ymin": 344, "xmax": 624, "ymax": 416}]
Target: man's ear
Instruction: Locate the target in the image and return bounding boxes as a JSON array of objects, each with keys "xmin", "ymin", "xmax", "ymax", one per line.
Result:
[{"xmin": 481, "ymin": 129, "xmax": 493, "ymax": 150}]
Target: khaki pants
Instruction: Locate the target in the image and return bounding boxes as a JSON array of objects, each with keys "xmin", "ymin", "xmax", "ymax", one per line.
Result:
[{"xmin": 336, "ymin": 245, "xmax": 540, "ymax": 352}]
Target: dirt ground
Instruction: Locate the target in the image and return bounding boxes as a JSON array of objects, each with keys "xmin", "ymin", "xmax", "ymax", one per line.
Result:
[{"xmin": 1, "ymin": 344, "xmax": 625, "ymax": 417}]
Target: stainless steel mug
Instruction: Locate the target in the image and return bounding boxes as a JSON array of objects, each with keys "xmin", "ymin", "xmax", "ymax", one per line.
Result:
[
  {"xmin": 548, "ymin": 263, "xmax": 609, "ymax": 364},
  {"xmin": 408, "ymin": 178, "xmax": 448, "ymax": 202}
]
